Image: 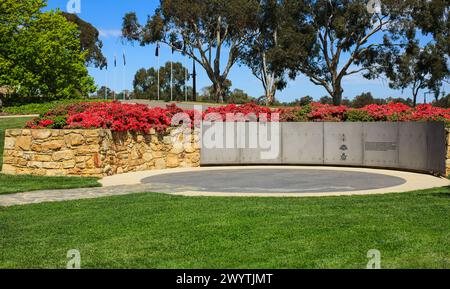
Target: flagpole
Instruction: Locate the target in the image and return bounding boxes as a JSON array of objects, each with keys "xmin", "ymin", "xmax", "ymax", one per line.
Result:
[
  {"xmin": 170, "ymin": 45, "xmax": 173, "ymax": 102},
  {"xmin": 157, "ymin": 42, "xmax": 160, "ymax": 101},
  {"xmin": 105, "ymin": 63, "xmax": 108, "ymax": 100},
  {"xmin": 122, "ymin": 50, "xmax": 124, "ymax": 101},
  {"xmin": 184, "ymin": 53, "xmax": 187, "ymax": 102},
  {"xmin": 114, "ymin": 52, "xmax": 117, "ymax": 101}
]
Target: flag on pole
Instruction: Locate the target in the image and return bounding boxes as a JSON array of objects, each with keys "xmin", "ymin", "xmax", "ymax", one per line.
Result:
[
  {"xmin": 114, "ymin": 53, "xmax": 117, "ymax": 67},
  {"xmin": 155, "ymin": 42, "xmax": 160, "ymax": 57},
  {"xmin": 122, "ymin": 50, "xmax": 126, "ymax": 66}
]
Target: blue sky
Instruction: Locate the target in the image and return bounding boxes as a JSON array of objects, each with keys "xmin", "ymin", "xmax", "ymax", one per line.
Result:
[{"xmin": 46, "ymin": 0, "xmax": 448, "ymax": 103}]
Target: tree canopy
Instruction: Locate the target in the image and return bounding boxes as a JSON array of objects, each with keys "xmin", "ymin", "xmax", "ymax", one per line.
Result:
[
  {"xmin": 238, "ymin": 0, "xmax": 286, "ymax": 105},
  {"xmin": 133, "ymin": 61, "xmax": 190, "ymax": 101},
  {"xmin": 122, "ymin": 0, "xmax": 260, "ymax": 103},
  {"xmin": 269, "ymin": 0, "xmax": 449, "ymax": 105},
  {"xmin": 0, "ymin": 0, "xmax": 95, "ymax": 103},
  {"xmin": 62, "ymin": 12, "xmax": 107, "ymax": 69}
]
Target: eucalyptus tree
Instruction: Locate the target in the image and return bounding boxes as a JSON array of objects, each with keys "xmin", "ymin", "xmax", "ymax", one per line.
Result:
[
  {"xmin": 270, "ymin": 0, "xmax": 444, "ymax": 105},
  {"xmin": 62, "ymin": 12, "xmax": 107, "ymax": 69},
  {"xmin": 379, "ymin": 41, "xmax": 448, "ymax": 106},
  {"xmin": 122, "ymin": 0, "xmax": 260, "ymax": 103},
  {"xmin": 238, "ymin": 0, "xmax": 286, "ymax": 105},
  {"xmin": 133, "ymin": 62, "xmax": 190, "ymax": 101}
]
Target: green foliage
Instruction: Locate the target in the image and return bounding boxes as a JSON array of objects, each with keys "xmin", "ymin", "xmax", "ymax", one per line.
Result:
[
  {"xmin": 238, "ymin": 0, "xmax": 286, "ymax": 104},
  {"xmin": 288, "ymin": 105, "xmax": 312, "ymax": 121},
  {"xmin": 227, "ymin": 89, "xmax": 254, "ymax": 104},
  {"xmin": 270, "ymin": 0, "xmax": 449, "ymax": 105},
  {"xmin": 351, "ymin": 92, "xmax": 386, "ymax": 108},
  {"xmin": 3, "ymin": 99, "xmax": 108, "ymax": 115},
  {"xmin": 0, "ymin": 0, "xmax": 95, "ymax": 103},
  {"xmin": 62, "ymin": 12, "xmax": 107, "ymax": 69},
  {"xmin": 344, "ymin": 109, "xmax": 375, "ymax": 122},
  {"xmin": 379, "ymin": 41, "xmax": 449, "ymax": 106},
  {"xmin": 133, "ymin": 62, "xmax": 190, "ymax": 101},
  {"xmin": 433, "ymin": 94, "xmax": 450, "ymax": 108},
  {"xmin": 122, "ymin": 0, "xmax": 260, "ymax": 102}
]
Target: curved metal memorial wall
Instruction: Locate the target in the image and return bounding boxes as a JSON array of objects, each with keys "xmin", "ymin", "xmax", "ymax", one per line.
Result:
[{"xmin": 200, "ymin": 122, "xmax": 446, "ymax": 175}]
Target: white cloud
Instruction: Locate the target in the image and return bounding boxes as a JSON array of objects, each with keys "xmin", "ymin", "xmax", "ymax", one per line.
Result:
[{"xmin": 98, "ymin": 29, "xmax": 122, "ymax": 39}]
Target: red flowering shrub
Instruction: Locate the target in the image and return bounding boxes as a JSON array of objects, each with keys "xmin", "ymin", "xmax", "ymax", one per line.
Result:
[
  {"xmin": 26, "ymin": 101, "xmax": 198, "ymax": 133},
  {"xmin": 307, "ymin": 103, "xmax": 348, "ymax": 122},
  {"xmin": 204, "ymin": 103, "xmax": 275, "ymax": 122},
  {"xmin": 26, "ymin": 100, "xmax": 450, "ymax": 132},
  {"xmin": 410, "ymin": 104, "xmax": 450, "ymax": 122},
  {"xmin": 360, "ymin": 102, "xmax": 413, "ymax": 121}
]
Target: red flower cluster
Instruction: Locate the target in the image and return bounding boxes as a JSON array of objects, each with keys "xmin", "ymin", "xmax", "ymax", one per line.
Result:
[
  {"xmin": 360, "ymin": 103, "xmax": 450, "ymax": 122},
  {"xmin": 361, "ymin": 102, "xmax": 412, "ymax": 121},
  {"xmin": 26, "ymin": 102, "xmax": 198, "ymax": 133},
  {"xmin": 307, "ymin": 103, "xmax": 348, "ymax": 121},
  {"xmin": 204, "ymin": 103, "xmax": 276, "ymax": 122},
  {"xmin": 26, "ymin": 101, "xmax": 450, "ymax": 132}
]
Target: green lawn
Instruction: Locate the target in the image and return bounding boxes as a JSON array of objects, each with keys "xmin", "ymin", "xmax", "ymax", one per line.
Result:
[
  {"xmin": 0, "ymin": 174, "xmax": 100, "ymax": 195},
  {"xmin": 0, "ymin": 188, "xmax": 449, "ymax": 269},
  {"xmin": 0, "ymin": 117, "xmax": 101, "ymax": 194}
]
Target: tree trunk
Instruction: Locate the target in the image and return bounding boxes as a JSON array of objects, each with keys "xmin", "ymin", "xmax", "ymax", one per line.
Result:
[
  {"xmin": 412, "ymin": 84, "xmax": 420, "ymax": 107},
  {"xmin": 265, "ymin": 82, "xmax": 277, "ymax": 106},
  {"xmin": 332, "ymin": 82, "xmax": 344, "ymax": 106},
  {"xmin": 213, "ymin": 81, "xmax": 226, "ymax": 103}
]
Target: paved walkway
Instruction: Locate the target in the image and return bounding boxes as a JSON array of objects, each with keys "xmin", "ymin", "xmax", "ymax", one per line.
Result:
[
  {"xmin": 0, "ymin": 114, "xmax": 38, "ymax": 119},
  {"xmin": 0, "ymin": 184, "xmax": 172, "ymax": 207}
]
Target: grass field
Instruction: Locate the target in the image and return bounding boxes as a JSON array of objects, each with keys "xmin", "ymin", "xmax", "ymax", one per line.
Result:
[
  {"xmin": 0, "ymin": 174, "xmax": 100, "ymax": 195},
  {"xmin": 1, "ymin": 188, "xmax": 449, "ymax": 269},
  {"xmin": 0, "ymin": 117, "xmax": 101, "ymax": 194}
]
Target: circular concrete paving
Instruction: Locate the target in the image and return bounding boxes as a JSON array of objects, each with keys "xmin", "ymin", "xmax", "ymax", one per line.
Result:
[
  {"xmin": 141, "ymin": 169, "xmax": 407, "ymax": 194},
  {"xmin": 100, "ymin": 166, "xmax": 450, "ymax": 197}
]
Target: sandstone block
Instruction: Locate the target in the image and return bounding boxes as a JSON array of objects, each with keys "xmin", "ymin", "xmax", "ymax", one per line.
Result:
[
  {"xmin": 53, "ymin": 150, "xmax": 74, "ymax": 161},
  {"xmin": 1, "ymin": 164, "xmax": 16, "ymax": 174},
  {"xmin": 16, "ymin": 136, "xmax": 32, "ymax": 150},
  {"xmin": 31, "ymin": 130, "xmax": 52, "ymax": 139},
  {"xmin": 4, "ymin": 137, "xmax": 15, "ymax": 150},
  {"xmin": 65, "ymin": 133, "xmax": 85, "ymax": 146},
  {"xmin": 166, "ymin": 154, "xmax": 179, "ymax": 168},
  {"xmin": 154, "ymin": 158, "xmax": 166, "ymax": 170},
  {"xmin": 33, "ymin": 154, "xmax": 52, "ymax": 162}
]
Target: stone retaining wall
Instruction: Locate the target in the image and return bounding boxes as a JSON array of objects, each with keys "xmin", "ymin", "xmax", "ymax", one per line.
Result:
[
  {"xmin": 2, "ymin": 128, "xmax": 200, "ymax": 177},
  {"xmin": 446, "ymin": 129, "xmax": 450, "ymax": 176}
]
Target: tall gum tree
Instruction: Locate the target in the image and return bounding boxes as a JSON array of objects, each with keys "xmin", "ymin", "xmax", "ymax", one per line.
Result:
[
  {"xmin": 122, "ymin": 0, "xmax": 259, "ymax": 103},
  {"xmin": 239, "ymin": 0, "xmax": 287, "ymax": 105},
  {"xmin": 271, "ymin": 0, "xmax": 444, "ymax": 105}
]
